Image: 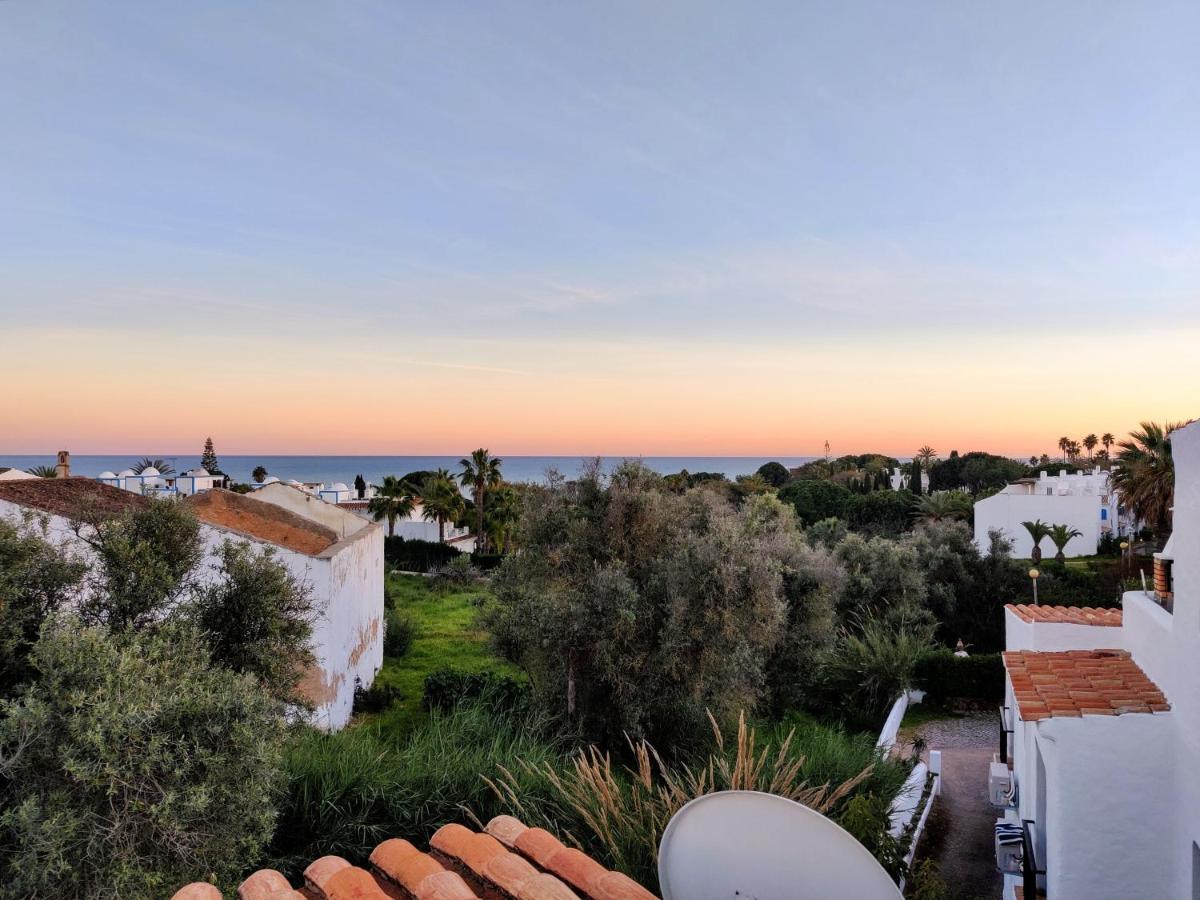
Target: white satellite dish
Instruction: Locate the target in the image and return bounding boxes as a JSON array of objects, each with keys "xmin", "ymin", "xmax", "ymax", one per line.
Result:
[{"xmin": 658, "ymin": 791, "xmax": 902, "ymax": 900}]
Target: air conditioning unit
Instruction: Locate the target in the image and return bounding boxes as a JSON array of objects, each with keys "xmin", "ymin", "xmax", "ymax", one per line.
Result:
[
  {"xmin": 989, "ymin": 760, "xmax": 1014, "ymax": 807},
  {"xmin": 995, "ymin": 821, "xmax": 1023, "ymax": 874}
]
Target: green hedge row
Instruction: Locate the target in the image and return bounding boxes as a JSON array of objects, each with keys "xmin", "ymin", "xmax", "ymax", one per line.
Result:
[
  {"xmin": 384, "ymin": 536, "xmax": 463, "ymax": 572},
  {"xmin": 422, "ymin": 668, "xmax": 528, "ymax": 712},
  {"xmin": 914, "ymin": 650, "xmax": 1004, "ymax": 702}
]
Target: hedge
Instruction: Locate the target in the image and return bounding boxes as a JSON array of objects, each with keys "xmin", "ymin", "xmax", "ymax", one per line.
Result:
[
  {"xmin": 384, "ymin": 536, "xmax": 463, "ymax": 572},
  {"xmin": 914, "ymin": 650, "xmax": 1004, "ymax": 703}
]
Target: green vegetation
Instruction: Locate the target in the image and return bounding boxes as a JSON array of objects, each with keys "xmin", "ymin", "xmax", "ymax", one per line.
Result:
[
  {"xmin": 368, "ymin": 474, "xmax": 418, "ymax": 537},
  {"xmin": 368, "ymin": 574, "xmax": 520, "ymax": 733},
  {"xmin": 1111, "ymin": 420, "xmax": 1192, "ymax": 538}
]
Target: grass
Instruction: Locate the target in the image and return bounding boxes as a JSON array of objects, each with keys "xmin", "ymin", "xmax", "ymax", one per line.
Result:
[
  {"xmin": 896, "ymin": 701, "xmax": 963, "ymax": 744},
  {"xmin": 368, "ymin": 574, "xmax": 521, "ymax": 734}
]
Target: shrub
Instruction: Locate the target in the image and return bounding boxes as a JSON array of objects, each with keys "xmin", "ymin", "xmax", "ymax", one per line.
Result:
[
  {"xmin": 354, "ymin": 678, "xmax": 404, "ymax": 714},
  {"xmin": 0, "ymin": 621, "xmax": 283, "ymax": 898},
  {"xmin": 423, "ymin": 667, "xmax": 528, "ymax": 712},
  {"xmin": 384, "ymin": 536, "xmax": 463, "ymax": 572},
  {"xmin": 914, "ymin": 650, "xmax": 1004, "ymax": 703},
  {"xmin": 384, "ymin": 608, "xmax": 414, "ymax": 658},
  {"xmin": 266, "ymin": 701, "xmax": 566, "ymax": 878},
  {"xmin": 779, "ymin": 478, "xmax": 853, "ymax": 525},
  {"xmin": 469, "ymin": 552, "xmax": 505, "ymax": 570},
  {"xmin": 819, "ymin": 613, "xmax": 936, "ymax": 721}
]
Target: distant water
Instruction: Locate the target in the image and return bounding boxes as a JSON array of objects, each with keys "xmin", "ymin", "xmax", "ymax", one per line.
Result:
[{"xmin": 0, "ymin": 454, "xmax": 818, "ymax": 486}]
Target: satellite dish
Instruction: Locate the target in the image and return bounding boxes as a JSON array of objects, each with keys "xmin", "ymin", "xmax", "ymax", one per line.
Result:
[{"xmin": 658, "ymin": 791, "xmax": 902, "ymax": 900}]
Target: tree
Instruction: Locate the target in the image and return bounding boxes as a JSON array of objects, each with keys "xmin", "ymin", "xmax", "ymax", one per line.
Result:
[
  {"xmin": 252, "ymin": 465, "xmax": 269, "ymax": 483},
  {"xmin": 1048, "ymin": 524, "xmax": 1083, "ymax": 562},
  {"xmin": 778, "ymin": 479, "xmax": 852, "ymax": 525},
  {"xmin": 25, "ymin": 465, "xmax": 57, "ymax": 478},
  {"xmin": 845, "ymin": 490, "xmax": 914, "ymax": 537},
  {"xmin": 200, "ymin": 437, "xmax": 219, "ymax": 473},
  {"xmin": 910, "ymin": 459, "xmax": 923, "ymax": 497},
  {"xmin": 929, "ymin": 451, "xmax": 1025, "ymax": 494},
  {"xmin": 756, "ymin": 461, "xmax": 790, "ymax": 487},
  {"xmin": 915, "ymin": 446, "xmax": 938, "ymax": 470},
  {"xmin": 459, "ymin": 449, "xmax": 503, "ymax": 553},
  {"xmin": 914, "ymin": 491, "xmax": 972, "ymax": 524},
  {"xmin": 1083, "ymin": 434, "xmax": 1098, "ymax": 462},
  {"xmin": 419, "ymin": 468, "xmax": 465, "ymax": 542},
  {"xmin": 367, "ymin": 475, "xmax": 417, "ymax": 537},
  {"xmin": 1111, "ymin": 422, "xmax": 1192, "ymax": 537},
  {"xmin": 133, "ymin": 457, "xmax": 176, "ymax": 476},
  {"xmin": 833, "ymin": 532, "xmax": 927, "ymax": 620},
  {"xmin": 484, "ymin": 483, "xmax": 522, "ymax": 554},
  {"xmin": 75, "ymin": 498, "xmax": 204, "ymax": 631},
  {"xmin": 1058, "ymin": 436, "xmax": 1071, "ymax": 461},
  {"xmin": 485, "ymin": 464, "xmax": 812, "ymax": 745},
  {"xmin": 0, "ymin": 622, "xmax": 284, "ymax": 898},
  {"xmin": 1101, "ymin": 432, "xmax": 1115, "ymax": 466},
  {"xmin": 354, "ymin": 473, "xmax": 367, "ymax": 499},
  {"xmin": 1020, "ymin": 519, "xmax": 1052, "ymax": 565},
  {"xmin": 0, "ymin": 518, "xmax": 87, "ymax": 699},
  {"xmin": 187, "ymin": 540, "xmax": 317, "ymax": 707}
]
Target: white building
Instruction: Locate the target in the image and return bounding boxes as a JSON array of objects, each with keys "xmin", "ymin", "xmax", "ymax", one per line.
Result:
[
  {"xmin": 336, "ymin": 497, "xmax": 471, "ymax": 544},
  {"xmin": 889, "ymin": 466, "xmax": 930, "ymax": 493},
  {"xmin": 0, "ymin": 475, "xmax": 383, "ymax": 732},
  {"xmin": 973, "ymin": 468, "xmax": 1131, "ymax": 559},
  {"xmin": 994, "ymin": 420, "xmax": 1200, "ymax": 899}
]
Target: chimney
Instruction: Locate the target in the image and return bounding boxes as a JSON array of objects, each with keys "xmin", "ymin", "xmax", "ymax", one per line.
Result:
[{"xmin": 55, "ymin": 450, "xmax": 70, "ymax": 479}]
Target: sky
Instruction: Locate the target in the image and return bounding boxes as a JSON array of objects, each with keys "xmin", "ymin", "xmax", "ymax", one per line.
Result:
[{"xmin": 1, "ymin": 1, "xmax": 1198, "ymax": 457}]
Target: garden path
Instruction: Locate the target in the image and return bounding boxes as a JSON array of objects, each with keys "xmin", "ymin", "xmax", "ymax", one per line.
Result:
[{"xmin": 909, "ymin": 713, "xmax": 1002, "ymax": 900}]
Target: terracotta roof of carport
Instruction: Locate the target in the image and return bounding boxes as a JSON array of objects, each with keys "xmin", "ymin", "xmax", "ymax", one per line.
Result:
[
  {"xmin": 170, "ymin": 814, "xmax": 657, "ymax": 900},
  {"xmin": 1005, "ymin": 603, "xmax": 1122, "ymax": 627}
]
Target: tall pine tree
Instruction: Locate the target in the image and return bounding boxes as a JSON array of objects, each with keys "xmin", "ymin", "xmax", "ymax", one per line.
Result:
[
  {"xmin": 200, "ymin": 437, "xmax": 219, "ymax": 474},
  {"xmin": 910, "ymin": 458, "xmax": 923, "ymax": 496}
]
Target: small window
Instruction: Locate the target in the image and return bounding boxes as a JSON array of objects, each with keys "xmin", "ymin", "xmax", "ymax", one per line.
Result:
[{"xmin": 1101, "ymin": 509, "xmax": 1108, "ymax": 521}]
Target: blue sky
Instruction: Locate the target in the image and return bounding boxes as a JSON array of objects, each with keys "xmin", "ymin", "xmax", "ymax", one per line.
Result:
[{"xmin": 1, "ymin": 2, "xmax": 1197, "ymax": 454}]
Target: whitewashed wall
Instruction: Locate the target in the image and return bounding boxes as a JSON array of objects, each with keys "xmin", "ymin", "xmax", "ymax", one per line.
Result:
[
  {"xmin": 1003, "ymin": 609, "xmax": 1125, "ymax": 653},
  {"xmin": 974, "ymin": 491, "xmax": 1101, "ymax": 558}
]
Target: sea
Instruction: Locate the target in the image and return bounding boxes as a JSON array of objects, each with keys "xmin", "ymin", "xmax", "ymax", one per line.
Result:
[{"xmin": 0, "ymin": 454, "xmax": 818, "ymax": 486}]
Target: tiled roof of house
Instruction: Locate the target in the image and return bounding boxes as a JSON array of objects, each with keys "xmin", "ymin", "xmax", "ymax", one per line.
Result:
[
  {"xmin": 171, "ymin": 815, "xmax": 657, "ymax": 900},
  {"xmin": 1005, "ymin": 604, "xmax": 1122, "ymax": 627},
  {"xmin": 187, "ymin": 489, "xmax": 339, "ymax": 556},
  {"xmin": 0, "ymin": 476, "xmax": 146, "ymax": 518},
  {"xmin": 1003, "ymin": 649, "xmax": 1169, "ymax": 721}
]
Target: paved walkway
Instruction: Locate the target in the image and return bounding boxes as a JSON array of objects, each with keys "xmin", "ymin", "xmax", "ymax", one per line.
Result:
[{"xmin": 908, "ymin": 713, "xmax": 1002, "ymax": 900}]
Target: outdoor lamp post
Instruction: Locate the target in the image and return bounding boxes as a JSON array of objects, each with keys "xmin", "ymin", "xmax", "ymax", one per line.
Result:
[
  {"xmin": 1029, "ymin": 568, "xmax": 1040, "ymax": 605},
  {"xmin": 1120, "ymin": 541, "xmax": 1130, "ymax": 578}
]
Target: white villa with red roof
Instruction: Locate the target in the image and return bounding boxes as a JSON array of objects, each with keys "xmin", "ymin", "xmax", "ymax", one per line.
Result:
[
  {"xmin": 0, "ymin": 469, "xmax": 383, "ymax": 732},
  {"xmin": 995, "ymin": 421, "xmax": 1198, "ymax": 899}
]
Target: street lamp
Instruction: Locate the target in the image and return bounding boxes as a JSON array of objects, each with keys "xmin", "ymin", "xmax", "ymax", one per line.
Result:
[
  {"xmin": 1120, "ymin": 541, "xmax": 1130, "ymax": 578},
  {"xmin": 1029, "ymin": 568, "xmax": 1040, "ymax": 606}
]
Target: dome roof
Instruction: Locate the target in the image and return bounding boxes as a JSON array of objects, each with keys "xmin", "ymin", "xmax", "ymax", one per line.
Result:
[
  {"xmin": 286, "ymin": 479, "xmax": 301, "ymax": 485},
  {"xmin": 186, "ymin": 467, "xmax": 210, "ymax": 477},
  {"xmin": 262, "ymin": 475, "xmax": 281, "ymax": 485},
  {"xmin": 117, "ymin": 469, "xmax": 136, "ymax": 477},
  {"xmin": 139, "ymin": 466, "xmax": 160, "ymax": 477},
  {"xmin": 331, "ymin": 482, "xmax": 349, "ymax": 492},
  {"xmin": 98, "ymin": 471, "xmax": 117, "ymax": 480}
]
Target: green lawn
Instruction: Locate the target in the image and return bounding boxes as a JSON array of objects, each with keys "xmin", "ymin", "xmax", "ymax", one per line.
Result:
[{"xmin": 368, "ymin": 574, "xmax": 521, "ymax": 734}]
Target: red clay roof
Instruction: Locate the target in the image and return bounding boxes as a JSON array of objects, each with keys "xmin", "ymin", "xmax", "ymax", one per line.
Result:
[
  {"xmin": 0, "ymin": 476, "xmax": 146, "ymax": 519},
  {"xmin": 1005, "ymin": 604, "xmax": 1122, "ymax": 627},
  {"xmin": 186, "ymin": 489, "xmax": 339, "ymax": 556},
  {"xmin": 1003, "ymin": 649, "xmax": 1169, "ymax": 721},
  {"xmin": 171, "ymin": 815, "xmax": 657, "ymax": 900}
]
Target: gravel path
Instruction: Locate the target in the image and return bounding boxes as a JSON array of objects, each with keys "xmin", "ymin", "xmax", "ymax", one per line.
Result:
[{"xmin": 909, "ymin": 713, "xmax": 1002, "ymax": 900}]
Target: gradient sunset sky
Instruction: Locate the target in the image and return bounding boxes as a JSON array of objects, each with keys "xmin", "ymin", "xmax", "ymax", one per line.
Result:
[{"xmin": 2, "ymin": 2, "xmax": 1197, "ymax": 457}]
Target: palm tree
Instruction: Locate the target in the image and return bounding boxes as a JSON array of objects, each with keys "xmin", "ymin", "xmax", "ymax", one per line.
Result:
[
  {"xmin": 1021, "ymin": 519, "xmax": 1053, "ymax": 565},
  {"xmin": 913, "ymin": 491, "xmax": 972, "ymax": 523},
  {"xmin": 252, "ymin": 465, "xmax": 269, "ymax": 483},
  {"xmin": 459, "ymin": 449, "xmax": 503, "ymax": 553},
  {"xmin": 1101, "ymin": 432, "xmax": 1115, "ymax": 469},
  {"xmin": 1083, "ymin": 434, "xmax": 1098, "ymax": 462},
  {"xmin": 915, "ymin": 445, "xmax": 938, "ymax": 470},
  {"xmin": 1110, "ymin": 421, "xmax": 1192, "ymax": 537},
  {"xmin": 26, "ymin": 465, "xmax": 57, "ymax": 478},
  {"xmin": 132, "ymin": 457, "xmax": 176, "ymax": 476},
  {"xmin": 483, "ymin": 483, "xmax": 522, "ymax": 554},
  {"xmin": 419, "ymin": 469, "xmax": 465, "ymax": 543},
  {"xmin": 1058, "ymin": 436, "xmax": 1071, "ymax": 461},
  {"xmin": 367, "ymin": 475, "xmax": 417, "ymax": 537},
  {"xmin": 1048, "ymin": 524, "xmax": 1083, "ymax": 563}
]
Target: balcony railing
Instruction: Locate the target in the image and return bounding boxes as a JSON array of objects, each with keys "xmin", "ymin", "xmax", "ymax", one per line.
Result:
[{"xmin": 1022, "ymin": 819, "xmax": 1045, "ymax": 897}]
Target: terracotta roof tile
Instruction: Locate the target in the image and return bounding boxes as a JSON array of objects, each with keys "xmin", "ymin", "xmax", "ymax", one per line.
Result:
[
  {"xmin": 0, "ymin": 476, "xmax": 146, "ymax": 519},
  {"xmin": 173, "ymin": 816, "xmax": 657, "ymax": 900},
  {"xmin": 239, "ymin": 869, "xmax": 294, "ymax": 900},
  {"xmin": 1005, "ymin": 604, "xmax": 1122, "ymax": 626},
  {"xmin": 1003, "ymin": 650, "xmax": 1169, "ymax": 721},
  {"xmin": 187, "ymin": 489, "xmax": 339, "ymax": 556}
]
